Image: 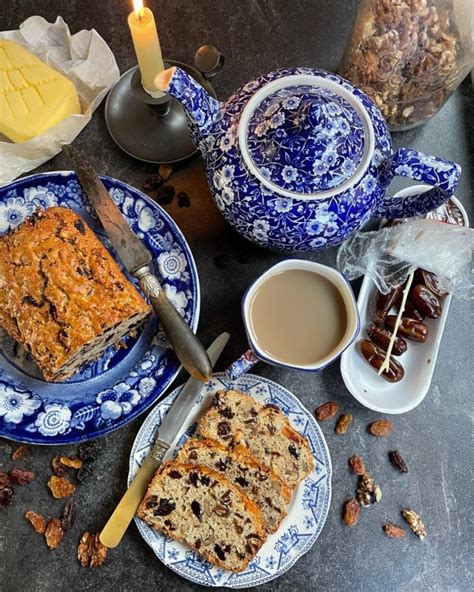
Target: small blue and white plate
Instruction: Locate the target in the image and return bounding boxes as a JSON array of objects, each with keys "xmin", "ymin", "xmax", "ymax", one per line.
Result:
[
  {"xmin": 0, "ymin": 172, "xmax": 200, "ymax": 445},
  {"xmin": 130, "ymin": 373, "xmax": 331, "ymax": 588}
]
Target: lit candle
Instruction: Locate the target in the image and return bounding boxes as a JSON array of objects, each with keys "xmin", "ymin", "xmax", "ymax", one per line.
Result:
[{"xmin": 128, "ymin": 0, "xmax": 165, "ymax": 96}]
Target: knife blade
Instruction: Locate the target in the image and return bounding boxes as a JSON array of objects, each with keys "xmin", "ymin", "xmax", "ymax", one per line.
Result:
[
  {"xmin": 63, "ymin": 145, "xmax": 211, "ymax": 382},
  {"xmin": 99, "ymin": 332, "xmax": 230, "ymax": 549}
]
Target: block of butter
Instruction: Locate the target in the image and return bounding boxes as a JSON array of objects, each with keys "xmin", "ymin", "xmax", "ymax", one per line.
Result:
[{"xmin": 0, "ymin": 40, "xmax": 80, "ymax": 143}]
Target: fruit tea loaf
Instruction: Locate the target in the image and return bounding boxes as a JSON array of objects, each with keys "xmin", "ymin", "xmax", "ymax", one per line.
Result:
[
  {"xmin": 177, "ymin": 438, "xmax": 292, "ymax": 533},
  {"xmin": 198, "ymin": 390, "xmax": 313, "ymax": 487},
  {"xmin": 0, "ymin": 207, "xmax": 150, "ymax": 381},
  {"xmin": 136, "ymin": 461, "xmax": 267, "ymax": 572}
]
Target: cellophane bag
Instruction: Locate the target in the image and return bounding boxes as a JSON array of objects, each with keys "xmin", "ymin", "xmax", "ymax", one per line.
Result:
[{"xmin": 337, "ymin": 218, "xmax": 474, "ymax": 298}]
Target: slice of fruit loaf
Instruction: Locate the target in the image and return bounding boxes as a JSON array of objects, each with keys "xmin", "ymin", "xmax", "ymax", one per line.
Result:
[
  {"xmin": 176, "ymin": 438, "xmax": 292, "ymax": 533},
  {"xmin": 136, "ymin": 461, "xmax": 267, "ymax": 572},
  {"xmin": 198, "ymin": 390, "xmax": 313, "ymax": 487}
]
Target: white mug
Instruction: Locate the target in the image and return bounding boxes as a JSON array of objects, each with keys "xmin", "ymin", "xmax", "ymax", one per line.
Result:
[{"xmin": 226, "ymin": 259, "xmax": 360, "ymax": 379}]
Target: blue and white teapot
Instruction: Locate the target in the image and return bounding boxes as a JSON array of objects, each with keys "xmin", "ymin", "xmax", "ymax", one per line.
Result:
[{"xmin": 156, "ymin": 67, "xmax": 461, "ymax": 251}]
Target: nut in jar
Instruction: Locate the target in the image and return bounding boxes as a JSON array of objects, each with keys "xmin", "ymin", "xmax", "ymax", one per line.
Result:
[{"xmin": 340, "ymin": 0, "xmax": 474, "ymax": 130}]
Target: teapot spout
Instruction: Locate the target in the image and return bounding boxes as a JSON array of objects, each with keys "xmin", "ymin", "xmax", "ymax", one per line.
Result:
[{"xmin": 155, "ymin": 67, "xmax": 220, "ymax": 154}]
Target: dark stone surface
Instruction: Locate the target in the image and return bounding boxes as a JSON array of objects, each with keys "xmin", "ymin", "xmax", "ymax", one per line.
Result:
[{"xmin": 1, "ymin": 2, "xmax": 473, "ymax": 591}]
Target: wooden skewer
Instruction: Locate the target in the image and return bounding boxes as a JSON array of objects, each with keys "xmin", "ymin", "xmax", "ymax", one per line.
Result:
[{"xmin": 378, "ymin": 270, "xmax": 415, "ymax": 375}]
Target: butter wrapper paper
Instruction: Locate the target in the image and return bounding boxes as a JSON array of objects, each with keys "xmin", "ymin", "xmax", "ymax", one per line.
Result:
[{"xmin": 0, "ymin": 16, "xmax": 120, "ymax": 185}]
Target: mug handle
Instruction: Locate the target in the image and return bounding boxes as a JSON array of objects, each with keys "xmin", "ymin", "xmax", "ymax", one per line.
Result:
[
  {"xmin": 374, "ymin": 148, "xmax": 461, "ymax": 219},
  {"xmin": 225, "ymin": 349, "xmax": 260, "ymax": 380}
]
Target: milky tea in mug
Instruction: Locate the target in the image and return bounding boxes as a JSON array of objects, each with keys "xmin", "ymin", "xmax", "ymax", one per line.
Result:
[{"xmin": 248, "ymin": 268, "xmax": 349, "ymax": 366}]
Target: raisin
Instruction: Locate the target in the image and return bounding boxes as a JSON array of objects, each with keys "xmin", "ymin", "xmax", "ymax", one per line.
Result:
[
  {"xmin": 201, "ymin": 475, "xmax": 211, "ymax": 486},
  {"xmin": 168, "ymin": 470, "xmax": 182, "ymax": 479},
  {"xmin": 61, "ymin": 500, "xmax": 77, "ymax": 530},
  {"xmin": 48, "ymin": 475, "xmax": 76, "ymax": 498},
  {"xmin": 214, "ymin": 254, "xmax": 231, "ymax": 269},
  {"xmin": 388, "ymin": 450, "xmax": 408, "ymax": 473},
  {"xmin": 74, "ymin": 219, "xmax": 86, "ymax": 235},
  {"xmin": 155, "ymin": 185, "xmax": 175, "ymax": 205},
  {"xmin": 212, "ymin": 504, "xmax": 230, "ymax": 517},
  {"xmin": 78, "ymin": 441, "xmax": 100, "ymax": 462},
  {"xmin": 288, "ymin": 445, "xmax": 300, "ymax": 459},
  {"xmin": 177, "ymin": 191, "xmax": 191, "ymax": 208},
  {"xmin": 12, "ymin": 445, "xmax": 28, "ymax": 460},
  {"xmin": 0, "ymin": 472, "xmax": 9, "ymax": 487},
  {"xmin": 194, "ymin": 539, "xmax": 202, "ymax": 549},
  {"xmin": 264, "ymin": 403, "xmax": 280, "ymax": 412},
  {"xmin": 143, "ymin": 174, "xmax": 164, "ymax": 191},
  {"xmin": 146, "ymin": 495, "xmax": 158, "ymax": 509},
  {"xmin": 342, "ymin": 497, "xmax": 360, "ymax": 527},
  {"xmin": 188, "ymin": 450, "xmax": 198, "ymax": 460},
  {"xmin": 218, "ymin": 406, "xmax": 235, "ymax": 419},
  {"xmin": 217, "ymin": 421, "xmax": 231, "ymax": 436},
  {"xmin": 153, "ymin": 498, "xmax": 176, "ymax": 516},
  {"xmin": 235, "ymin": 476, "xmax": 249, "ymax": 488},
  {"xmin": 214, "ymin": 544, "xmax": 226, "ymax": 561},
  {"xmin": 60, "ymin": 456, "xmax": 83, "ymax": 469},
  {"xmin": 189, "ymin": 472, "xmax": 198, "ymax": 486},
  {"xmin": 8, "ymin": 468, "xmax": 35, "ymax": 485},
  {"xmin": 215, "ymin": 459, "xmax": 228, "ymax": 471},
  {"xmin": 0, "ymin": 486, "xmax": 14, "ymax": 508},
  {"xmin": 159, "ymin": 164, "xmax": 173, "ymax": 182},
  {"xmin": 315, "ymin": 401, "xmax": 340, "ymax": 421},
  {"xmin": 25, "ymin": 510, "xmax": 47, "ymax": 534},
  {"xmin": 77, "ymin": 463, "xmax": 94, "ymax": 483},
  {"xmin": 164, "ymin": 519, "xmax": 175, "ymax": 531},
  {"xmin": 45, "ymin": 518, "xmax": 64, "ymax": 550},
  {"xmin": 191, "ymin": 500, "xmax": 201, "ymax": 520}
]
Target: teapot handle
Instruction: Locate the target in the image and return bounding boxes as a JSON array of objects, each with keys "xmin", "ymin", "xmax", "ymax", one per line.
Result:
[{"xmin": 374, "ymin": 148, "xmax": 461, "ymax": 219}]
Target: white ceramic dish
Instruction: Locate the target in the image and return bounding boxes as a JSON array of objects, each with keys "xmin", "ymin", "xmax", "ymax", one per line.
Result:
[{"xmin": 340, "ymin": 189, "xmax": 469, "ymax": 414}]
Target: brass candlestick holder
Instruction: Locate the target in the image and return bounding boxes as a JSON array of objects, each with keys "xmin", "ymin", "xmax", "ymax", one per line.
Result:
[{"xmin": 105, "ymin": 45, "xmax": 223, "ymax": 164}]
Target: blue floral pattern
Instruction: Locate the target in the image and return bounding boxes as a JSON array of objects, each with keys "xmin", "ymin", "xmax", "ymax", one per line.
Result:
[
  {"xmin": 130, "ymin": 373, "xmax": 331, "ymax": 588},
  {"xmin": 166, "ymin": 67, "xmax": 461, "ymax": 251},
  {"xmin": 0, "ymin": 172, "xmax": 200, "ymax": 444}
]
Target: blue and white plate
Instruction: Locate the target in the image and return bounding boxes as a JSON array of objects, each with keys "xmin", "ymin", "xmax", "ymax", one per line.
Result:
[
  {"xmin": 130, "ymin": 373, "xmax": 331, "ymax": 588},
  {"xmin": 0, "ymin": 172, "xmax": 200, "ymax": 445}
]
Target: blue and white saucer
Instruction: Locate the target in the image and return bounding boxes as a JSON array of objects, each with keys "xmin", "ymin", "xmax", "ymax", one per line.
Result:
[
  {"xmin": 0, "ymin": 172, "xmax": 200, "ymax": 444},
  {"xmin": 130, "ymin": 373, "xmax": 331, "ymax": 588}
]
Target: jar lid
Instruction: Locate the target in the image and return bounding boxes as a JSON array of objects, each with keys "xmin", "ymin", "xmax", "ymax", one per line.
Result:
[{"xmin": 239, "ymin": 75, "xmax": 373, "ymax": 197}]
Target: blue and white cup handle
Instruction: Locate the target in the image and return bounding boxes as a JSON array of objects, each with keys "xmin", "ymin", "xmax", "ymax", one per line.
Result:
[
  {"xmin": 374, "ymin": 148, "xmax": 461, "ymax": 219},
  {"xmin": 226, "ymin": 349, "xmax": 260, "ymax": 380}
]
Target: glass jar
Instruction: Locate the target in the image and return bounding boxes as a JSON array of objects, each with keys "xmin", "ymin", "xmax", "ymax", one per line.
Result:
[{"xmin": 340, "ymin": 0, "xmax": 474, "ymax": 131}]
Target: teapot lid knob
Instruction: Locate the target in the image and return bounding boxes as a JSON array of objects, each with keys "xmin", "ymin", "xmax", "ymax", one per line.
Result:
[{"xmin": 195, "ymin": 45, "xmax": 224, "ymax": 79}]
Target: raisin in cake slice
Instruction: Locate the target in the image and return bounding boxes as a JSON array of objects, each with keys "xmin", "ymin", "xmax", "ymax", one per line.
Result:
[
  {"xmin": 198, "ymin": 390, "xmax": 313, "ymax": 487},
  {"xmin": 136, "ymin": 462, "xmax": 267, "ymax": 572},
  {"xmin": 177, "ymin": 438, "xmax": 292, "ymax": 534}
]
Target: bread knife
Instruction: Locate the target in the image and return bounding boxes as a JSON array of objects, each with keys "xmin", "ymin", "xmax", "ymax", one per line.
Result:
[
  {"xmin": 63, "ymin": 144, "xmax": 211, "ymax": 382},
  {"xmin": 99, "ymin": 332, "xmax": 230, "ymax": 549}
]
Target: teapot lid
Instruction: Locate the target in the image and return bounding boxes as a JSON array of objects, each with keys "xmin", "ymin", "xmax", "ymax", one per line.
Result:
[{"xmin": 239, "ymin": 75, "xmax": 374, "ymax": 198}]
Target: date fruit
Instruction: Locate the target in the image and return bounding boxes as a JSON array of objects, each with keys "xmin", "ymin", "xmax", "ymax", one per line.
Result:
[
  {"xmin": 366, "ymin": 324, "xmax": 407, "ymax": 356},
  {"xmin": 315, "ymin": 401, "xmax": 340, "ymax": 421},
  {"xmin": 415, "ymin": 269, "xmax": 448, "ymax": 298},
  {"xmin": 385, "ymin": 316, "xmax": 428, "ymax": 342},
  {"xmin": 409, "ymin": 284, "xmax": 442, "ymax": 319},
  {"xmin": 335, "ymin": 413, "xmax": 353, "ymax": 434},
  {"xmin": 398, "ymin": 298, "xmax": 424, "ymax": 322},
  {"xmin": 369, "ymin": 285, "xmax": 403, "ymax": 324},
  {"xmin": 383, "ymin": 523, "xmax": 407, "ymax": 539},
  {"xmin": 342, "ymin": 497, "xmax": 360, "ymax": 526},
  {"xmin": 348, "ymin": 455, "xmax": 366, "ymax": 476},
  {"xmin": 368, "ymin": 419, "xmax": 393, "ymax": 437},
  {"xmin": 359, "ymin": 340, "xmax": 404, "ymax": 382}
]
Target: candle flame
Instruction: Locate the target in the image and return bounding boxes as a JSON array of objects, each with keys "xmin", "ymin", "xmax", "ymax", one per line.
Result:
[{"xmin": 133, "ymin": 0, "xmax": 144, "ymax": 18}]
